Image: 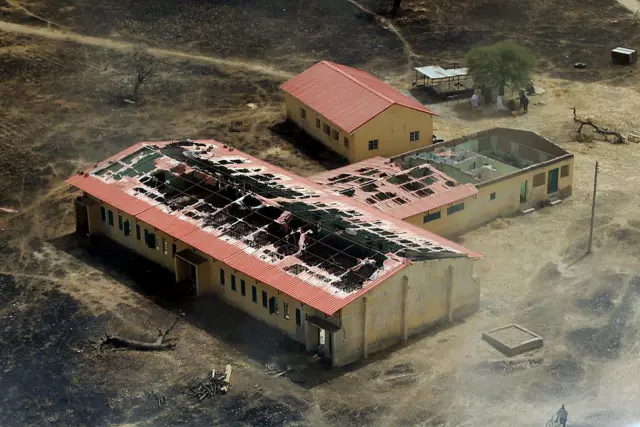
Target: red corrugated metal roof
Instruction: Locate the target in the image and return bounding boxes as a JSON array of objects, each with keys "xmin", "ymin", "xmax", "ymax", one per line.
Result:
[
  {"xmin": 67, "ymin": 174, "xmax": 157, "ymax": 215},
  {"xmin": 385, "ymin": 184, "xmax": 478, "ymax": 218},
  {"xmin": 310, "ymin": 157, "xmax": 479, "ymax": 219},
  {"xmin": 280, "ymin": 61, "xmax": 438, "ymax": 133},
  {"xmin": 66, "ymin": 139, "xmax": 480, "ymax": 316},
  {"xmin": 136, "ymin": 207, "xmax": 199, "ymax": 239}
]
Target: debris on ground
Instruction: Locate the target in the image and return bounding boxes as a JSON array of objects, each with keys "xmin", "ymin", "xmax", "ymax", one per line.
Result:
[
  {"xmin": 627, "ymin": 131, "xmax": 640, "ymax": 143},
  {"xmin": 187, "ymin": 364, "xmax": 232, "ymax": 400},
  {"xmin": 146, "ymin": 390, "xmax": 167, "ymax": 407},
  {"xmin": 265, "ymin": 363, "xmax": 293, "ymax": 378},
  {"xmin": 0, "ymin": 207, "xmax": 18, "ymax": 214},
  {"xmin": 307, "ymin": 354, "xmax": 322, "ymax": 365},
  {"xmin": 228, "ymin": 120, "xmax": 248, "ymax": 132}
]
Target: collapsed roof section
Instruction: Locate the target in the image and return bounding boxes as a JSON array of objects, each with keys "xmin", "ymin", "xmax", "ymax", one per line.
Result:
[
  {"xmin": 67, "ymin": 140, "xmax": 480, "ymax": 315},
  {"xmin": 310, "ymin": 157, "xmax": 478, "ymax": 219}
]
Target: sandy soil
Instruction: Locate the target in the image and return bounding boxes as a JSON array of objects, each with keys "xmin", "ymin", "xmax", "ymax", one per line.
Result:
[{"xmin": 2, "ymin": 0, "xmax": 640, "ymax": 426}]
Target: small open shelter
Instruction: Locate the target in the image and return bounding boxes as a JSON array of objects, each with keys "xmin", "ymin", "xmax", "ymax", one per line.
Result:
[{"xmin": 414, "ymin": 64, "xmax": 472, "ymax": 98}]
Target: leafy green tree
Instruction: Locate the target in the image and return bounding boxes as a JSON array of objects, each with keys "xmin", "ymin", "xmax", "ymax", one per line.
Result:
[{"xmin": 465, "ymin": 41, "xmax": 536, "ymax": 98}]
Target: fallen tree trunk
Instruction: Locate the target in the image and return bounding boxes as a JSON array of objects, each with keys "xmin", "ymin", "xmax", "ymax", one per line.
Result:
[
  {"xmin": 96, "ymin": 312, "xmax": 182, "ymax": 352},
  {"xmin": 99, "ymin": 331, "xmax": 176, "ymax": 351},
  {"xmin": 572, "ymin": 107, "xmax": 624, "ymax": 144}
]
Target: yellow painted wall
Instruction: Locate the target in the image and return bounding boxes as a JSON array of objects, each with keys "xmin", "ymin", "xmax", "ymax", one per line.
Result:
[
  {"xmin": 284, "ymin": 94, "xmax": 434, "ymax": 163},
  {"xmin": 284, "ymin": 93, "xmax": 353, "ymax": 160},
  {"xmin": 351, "ymin": 104, "xmax": 433, "ymax": 163},
  {"xmin": 88, "ymin": 196, "xmax": 312, "ymax": 343},
  {"xmin": 208, "ymin": 259, "xmax": 311, "ymax": 339},
  {"xmin": 334, "ymin": 257, "xmax": 478, "ymax": 366},
  {"xmin": 84, "ymin": 195, "xmax": 478, "ymax": 367},
  {"xmin": 92, "ymin": 200, "xmax": 191, "ymax": 272},
  {"xmin": 404, "ymin": 157, "xmax": 575, "ymax": 237}
]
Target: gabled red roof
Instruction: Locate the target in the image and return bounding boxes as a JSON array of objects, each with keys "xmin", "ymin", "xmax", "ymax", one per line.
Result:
[{"xmin": 280, "ymin": 61, "xmax": 438, "ymax": 133}]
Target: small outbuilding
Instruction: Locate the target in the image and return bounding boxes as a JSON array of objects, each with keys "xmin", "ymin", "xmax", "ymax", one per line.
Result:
[{"xmin": 611, "ymin": 47, "xmax": 637, "ymax": 65}]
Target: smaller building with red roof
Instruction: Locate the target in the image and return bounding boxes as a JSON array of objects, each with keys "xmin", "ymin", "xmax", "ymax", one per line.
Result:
[{"xmin": 280, "ymin": 61, "xmax": 438, "ymax": 163}]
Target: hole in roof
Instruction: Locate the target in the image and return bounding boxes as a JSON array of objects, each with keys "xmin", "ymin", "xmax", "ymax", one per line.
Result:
[
  {"xmin": 401, "ymin": 181, "xmax": 425, "ymax": 192},
  {"xmin": 387, "ymin": 174, "xmax": 411, "ymax": 184},
  {"xmin": 362, "ymin": 183, "xmax": 378, "ymax": 192},
  {"xmin": 409, "ymin": 166, "xmax": 433, "ymax": 178}
]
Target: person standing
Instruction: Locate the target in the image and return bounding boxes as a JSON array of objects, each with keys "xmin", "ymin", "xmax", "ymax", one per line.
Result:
[
  {"xmin": 556, "ymin": 404, "xmax": 568, "ymax": 427},
  {"xmin": 471, "ymin": 91, "xmax": 479, "ymax": 109},
  {"xmin": 519, "ymin": 90, "xmax": 529, "ymax": 114}
]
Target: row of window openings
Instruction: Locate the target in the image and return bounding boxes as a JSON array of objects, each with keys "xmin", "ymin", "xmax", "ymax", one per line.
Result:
[
  {"xmin": 422, "ymin": 165, "xmax": 569, "ymax": 224},
  {"xmin": 422, "ymin": 191, "xmax": 499, "ymax": 223},
  {"xmin": 100, "ymin": 207, "xmax": 176, "ymax": 255},
  {"xmin": 308, "ymin": 110, "xmax": 350, "ymax": 148},
  {"xmin": 302, "ymin": 108, "xmax": 418, "ymax": 151},
  {"xmin": 219, "ymin": 269, "xmax": 302, "ymax": 325},
  {"xmin": 101, "ymin": 206, "xmax": 302, "ymax": 325}
]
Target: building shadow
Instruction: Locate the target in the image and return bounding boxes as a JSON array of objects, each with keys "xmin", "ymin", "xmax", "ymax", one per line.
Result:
[
  {"xmin": 270, "ymin": 120, "xmax": 348, "ymax": 171},
  {"xmin": 50, "ymin": 232, "xmax": 405, "ymax": 389}
]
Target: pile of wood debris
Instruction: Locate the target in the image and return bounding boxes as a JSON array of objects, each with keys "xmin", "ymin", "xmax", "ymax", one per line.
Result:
[{"xmin": 186, "ymin": 364, "xmax": 232, "ymax": 400}]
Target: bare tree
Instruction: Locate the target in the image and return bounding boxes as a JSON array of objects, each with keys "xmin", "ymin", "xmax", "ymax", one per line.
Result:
[
  {"xmin": 131, "ymin": 47, "xmax": 156, "ymax": 102},
  {"xmin": 390, "ymin": 0, "xmax": 402, "ymax": 17}
]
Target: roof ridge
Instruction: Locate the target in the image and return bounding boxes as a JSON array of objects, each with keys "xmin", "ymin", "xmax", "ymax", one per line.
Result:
[{"xmin": 321, "ymin": 61, "xmax": 396, "ymax": 105}]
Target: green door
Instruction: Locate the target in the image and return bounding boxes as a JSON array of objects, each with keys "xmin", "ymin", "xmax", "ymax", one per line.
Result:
[
  {"xmin": 547, "ymin": 168, "xmax": 559, "ymax": 194},
  {"xmin": 520, "ymin": 181, "xmax": 527, "ymax": 203}
]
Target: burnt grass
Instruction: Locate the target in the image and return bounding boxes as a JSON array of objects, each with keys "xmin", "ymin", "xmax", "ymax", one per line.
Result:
[
  {"xmin": 567, "ymin": 276, "xmax": 640, "ymax": 359},
  {"xmin": 0, "ymin": 274, "xmax": 116, "ymax": 426},
  {"xmin": 2, "ymin": 1, "xmax": 640, "ymax": 424},
  {"xmin": 8, "ymin": 0, "xmax": 637, "ymax": 81}
]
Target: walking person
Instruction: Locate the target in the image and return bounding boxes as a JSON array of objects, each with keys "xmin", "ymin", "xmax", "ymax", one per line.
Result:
[{"xmin": 556, "ymin": 404, "xmax": 568, "ymax": 427}]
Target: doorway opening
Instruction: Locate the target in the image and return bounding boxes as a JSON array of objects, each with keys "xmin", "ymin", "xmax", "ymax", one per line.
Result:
[
  {"xmin": 547, "ymin": 168, "xmax": 559, "ymax": 194},
  {"xmin": 306, "ymin": 315, "xmax": 339, "ymax": 366},
  {"xmin": 74, "ymin": 198, "xmax": 89, "ymax": 235},
  {"xmin": 520, "ymin": 181, "xmax": 528, "ymax": 204},
  {"xmin": 175, "ymin": 249, "xmax": 208, "ymax": 298}
]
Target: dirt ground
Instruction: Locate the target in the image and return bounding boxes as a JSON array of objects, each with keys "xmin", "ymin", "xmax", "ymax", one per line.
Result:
[{"xmin": 2, "ymin": 0, "xmax": 640, "ymax": 426}]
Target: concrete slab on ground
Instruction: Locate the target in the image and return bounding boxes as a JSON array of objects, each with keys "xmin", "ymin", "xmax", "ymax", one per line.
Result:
[{"xmin": 482, "ymin": 324, "xmax": 543, "ymax": 357}]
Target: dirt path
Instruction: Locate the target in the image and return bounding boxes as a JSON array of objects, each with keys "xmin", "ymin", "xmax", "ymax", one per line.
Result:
[
  {"xmin": 4, "ymin": 0, "xmax": 64, "ymax": 28},
  {"xmin": 0, "ymin": 21, "xmax": 294, "ymax": 79},
  {"xmin": 344, "ymin": 0, "xmax": 417, "ymax": 72}
]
